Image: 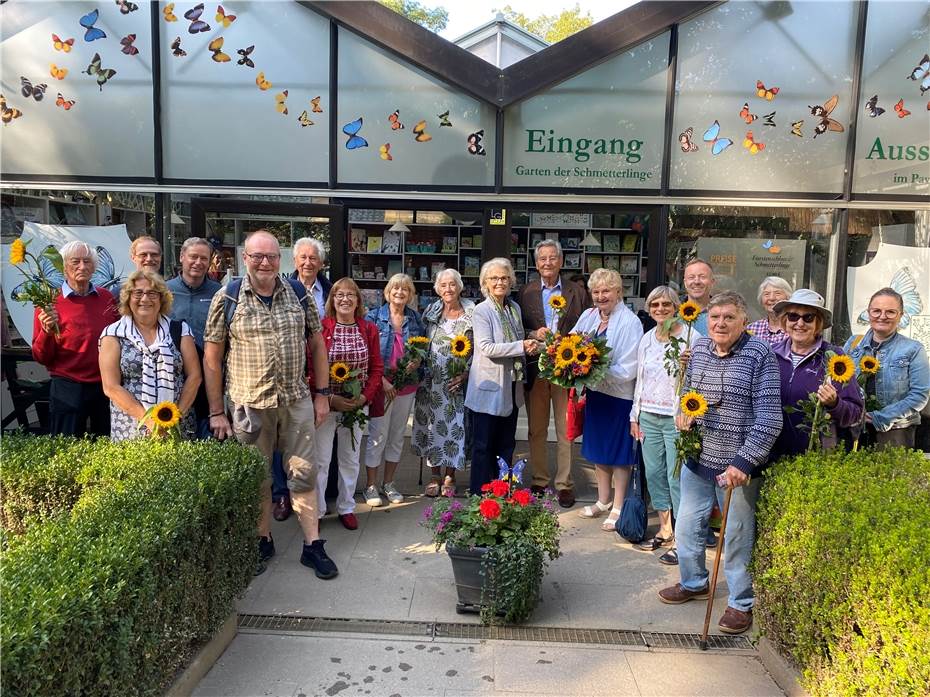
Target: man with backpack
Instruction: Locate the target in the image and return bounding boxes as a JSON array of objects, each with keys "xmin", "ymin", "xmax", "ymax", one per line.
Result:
[{"xmin": 202, "ymin": 231, "xmax": 338, "ymax": 579}]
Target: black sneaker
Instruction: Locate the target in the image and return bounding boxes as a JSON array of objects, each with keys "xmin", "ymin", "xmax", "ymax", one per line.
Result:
[
  {"xmin": 259, "ymin": 535, "xmax": 275, "ymax": 562},
  {"xmin": 301, "ymin": 539, "xmax": 339, "ymax": 579}
]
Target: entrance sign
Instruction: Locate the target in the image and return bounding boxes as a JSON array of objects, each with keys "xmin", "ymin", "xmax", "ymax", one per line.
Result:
[{"xmin": 530, "ymin": 213, "xmax": 592, "ymax": 229}]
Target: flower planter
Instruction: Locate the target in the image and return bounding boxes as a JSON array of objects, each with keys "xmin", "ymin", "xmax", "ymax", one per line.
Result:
[{"xmin": 446, "ymin": 545, "xmax": 493, "ymax": 614}]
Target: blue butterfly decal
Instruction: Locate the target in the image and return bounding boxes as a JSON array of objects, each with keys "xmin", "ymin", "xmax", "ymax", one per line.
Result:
[
  {"xmin": 342, "ymin": 117, "xmax": 368, "ymax": 150},
  {"xmin": 497, "ymin": 456, "xmax": 527, "ymax": 484},
  {"xmin": 79, "ymin": 9, "xmax": 107, "ymax": 42},
  {"xmin": 857, "ymin": 267, "xmax": 923, "ymax": 330},
  {"xmin": 702, "ymin": 120, "xmax": 733, "ymax": 156},
  {"xmin": 184, "ymin": 3, "xmax": 211, "ymax": 34}
]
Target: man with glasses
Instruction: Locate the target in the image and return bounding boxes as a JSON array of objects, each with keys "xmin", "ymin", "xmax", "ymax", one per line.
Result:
[
  {"xmin": 682, "ymin": 258, "xmax": 716, "ymax": 336},
  {"xmin": 113, "ymin": 235, "xmax": 164, "ymax": 300},
  {"xmin": 203, "ymin": 231, "xmax": 338, "ymax": 579}
]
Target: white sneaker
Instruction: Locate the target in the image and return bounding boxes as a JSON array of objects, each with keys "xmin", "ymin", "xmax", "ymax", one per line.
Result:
[
  {"xmin": 364, "ymin": 485, "xmax": 383, "ymax": 507},
  {"xmin": 382, "ymin": 481, "xmax": 404, "ymax": 504}
]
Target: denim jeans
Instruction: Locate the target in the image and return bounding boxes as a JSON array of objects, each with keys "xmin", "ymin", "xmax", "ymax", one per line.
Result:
[
  {"xmin": 271, "ymin": 452, "xmax": 289, "ymax": 501},
  {"xmin": 677, "ymin": 466, "xmax": 761, "ymax": 612},
  {"xmin": 639, "ymin": 411, "xmax": 680, "ymax": 515}
]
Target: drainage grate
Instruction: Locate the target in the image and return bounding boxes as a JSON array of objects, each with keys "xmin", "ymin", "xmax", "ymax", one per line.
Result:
[
  {"xmin": 434, "ymin": 623, "xmax": 644, "ymax": 647},
  {"xmin": 238, "ymin": 614, "xmax": 432, "ymax": 636},
  {"xmin": 642, "ymin": 631, "xmax": 753, "ymax": 651}
]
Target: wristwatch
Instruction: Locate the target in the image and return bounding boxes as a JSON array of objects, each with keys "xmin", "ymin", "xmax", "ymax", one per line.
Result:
[{"xmin": 315, "ymin": 387, "xmax": 332, "ymax": 396}]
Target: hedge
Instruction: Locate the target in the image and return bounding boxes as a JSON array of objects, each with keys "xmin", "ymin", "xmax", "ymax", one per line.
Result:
[
  {"xmin": 0, "ymin": 436, "xmax": 265, "ymax": 696},
  {"xmin": 754, "ymin": 447, "xmax": 930, "ymax": 696}
]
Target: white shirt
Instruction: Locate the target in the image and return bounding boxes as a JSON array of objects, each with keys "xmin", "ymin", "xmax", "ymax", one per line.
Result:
[{"xmin": 631, "ymin": 325, "xmax": 703, "ymax": 420}]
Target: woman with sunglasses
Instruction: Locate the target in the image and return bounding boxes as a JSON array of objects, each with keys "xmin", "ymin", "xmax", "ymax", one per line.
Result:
[
  {"xmin": 843, "ymin": 287, "xmax": 929, "ymax": 449},
  {"xmin": 770, "ymin": 289, "xmax": 862, "ymax": 458}
]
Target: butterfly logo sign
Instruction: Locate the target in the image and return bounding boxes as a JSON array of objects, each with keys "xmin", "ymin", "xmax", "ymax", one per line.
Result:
[
  {"xmin": 438, "ymin": 110, "xmax": 452, "ymax": 127},
  {"xmin": 52, "ymin": 34, "xmax": 74, "ymax": 52},
  {"xmin": 50, "ymin": 64, "xmax": 68, "ymax": 80},
  {"xmin": 79, "ymin": 9, "xmax": 106, "ymax": 42},
  {"xmin": 412, "ymin": 119, "xmax": 432, "ymax": 142},
  {"xmin": 164, "ymin": 3, "xmax": 178, "ymax": 21},
  {"xmin": 209, "ymin": 37, "xmax": 231, "ymax": 63},
  {"xmin": 379, "ymin": 143, "xmax": 392, "ymax": 161},
  {"xmin": 678, "ymin": 127, "xmax": 698, "ymax": 153},
  {"xmin": 215, "ymin": 4, "xmax": 236, "ymax": 27},
  {"xmin": 467, "ymin": 129, "xmax": 486, "ymax": 156},
  {"xmin": 743, "ymin": 131, "xmax": 765, "ymax": 154},
  {"xmin": 907, "ymin": 54, "xmax": 929, "ymax": 95},
  {"xmin": 761, "ymin": 240, "xmax": 781, "ymax": 254},
  {"xmin": 893, "ymin": 98, "xmax": 911, "ymax": 119},
  {"xmin": 702, "ymin": 120, "xmax": 732, "ymax": 155},
  {"xmin": 83, "ymin": 53, "xmax": 116, "ymax": 91},
  {"xmin": 1, "ymin": 95, "xmax": 24, "ymax": 125},
  {"xmin": 856, "ymin": 267, "xmax": 923, "ymax": 330},
  {"xmin": 184, "ymin": 3, "xmax": 211, "ymax": 33},
  {"xmin": 342, "ymin": 117, "xmax": 368, "ymax": 150},
  {"xmin": 237, "ymin": 45, "xmax": 255, "ymax": 68}
]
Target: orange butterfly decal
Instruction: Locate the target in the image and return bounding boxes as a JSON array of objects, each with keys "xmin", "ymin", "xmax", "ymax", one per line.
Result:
[
  {"xmin": 742, "ymin": 131, "xmax": 765, "ymax": 154},
  {"xmin": 311, "ymin": 96, "xmax": 323, "ymax": 113},
  {"xmin": 739, "ymin": 102, "xmax": 757, "ymax": 124},
  {"xmin": 164, "ymin": 3, "xmax": 178, "ymax": 21},
  {"xmin": 215, "ymin": 4, "xmax": 236, "ymax": 27},
  {"xmin": 209, "ymin": 36, "xmax": 231, "ymax": 63},
  {"xmin": 894, "ymin": 98, "xmax": 911, "ymax": 118},
  {"xmin": 412, "ymin": 119, "xmax": 431, "ymax": 142},
  {"xmin": 379, "ymin": 143, "xmax": 392, "ymax": 161},
  {"xmin": 1, "ymin": 95, "xmax": 24, "ymax": 124},
  {"xmin": 50, "ymin": 64, "xmax": 68, "ymax": 80},
  {"xmin": 388, "ymin": 109, "xmax": 404, "ymax": 130},
  {"xmin": 52, "ymin": 34, "xmax": 75, "ymax": 52},
  {"xmin": 275, "ymin": 90, "xmax": 288, "ymax": 115},
  {"xmin": 56, "ymin": 92, "xmax": 76, "ymax": 110},
  {"xmin": 255, "ymin": 72, "xmax": 272, "ymax": 90},
  {"xmin": 756, "ymin": 80, "xmax": 779, "ymax": 101}
]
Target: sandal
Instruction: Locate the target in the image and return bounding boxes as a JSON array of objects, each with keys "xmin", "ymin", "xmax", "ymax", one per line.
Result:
[
  {"xmin": 578, "ymin": 500, "xmax": 612, "ymax": 518},
  {"xmin": 440, "ymin": 476, "xmax": 456, "ymax": 497},
  {"xmin": 424, "ymin": 479, "xmax": 441, "ymax": 497},
  {"xmin": 636, "ymin": 534, "xmax": 675, "ymax": 551},
  {"xmin": 601, "ymin": 508, "xmax": 622, "ymax": 531}
]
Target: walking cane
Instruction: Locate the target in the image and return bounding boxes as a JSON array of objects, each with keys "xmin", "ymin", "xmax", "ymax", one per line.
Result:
[{"xmin": 699, "ymin": 483, "xmax": 734, "ymax": 651}]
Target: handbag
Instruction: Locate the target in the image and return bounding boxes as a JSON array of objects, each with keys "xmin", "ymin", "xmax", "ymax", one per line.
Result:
[
  {"xmin": 616, "ymin": 445, "xmax": 648, "ymax": 543},
  {"xmin": 566, "ymin": 388, "xmax": 585, "ymax": 441}
]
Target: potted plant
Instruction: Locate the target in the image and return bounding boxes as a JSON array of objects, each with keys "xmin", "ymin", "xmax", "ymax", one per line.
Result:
[{"xmin": 420, "ymin": 466, "xmax": 562, "ymax": 624}]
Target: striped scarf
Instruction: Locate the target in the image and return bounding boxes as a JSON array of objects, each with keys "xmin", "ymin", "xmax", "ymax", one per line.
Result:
[
  {"xmin": 494, "ymin": 299, "xmax": 524, "ymax": 382},
  {"xmin": 102, "ymin": 315, "xmax": 177, "ymax": 409}
]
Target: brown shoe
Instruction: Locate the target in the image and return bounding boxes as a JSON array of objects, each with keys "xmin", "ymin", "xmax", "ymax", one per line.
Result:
[
  {"xmin": 718, "ymin": 606, "xmax": 753, "ymax": 634},
  {"xmin": 530, "ymin": 485, "xmax": 546, "ymax": 496},
  {"xmin": 556, "ymin": 489, "xmax": 575, "ymax": 508},
  {"xmin": 273, "ymin": 497, "xmax": 292, "ymax": 522},
  {"xmin": 658, "ymin": 583, "xmax": 710, "ymax": 604}
]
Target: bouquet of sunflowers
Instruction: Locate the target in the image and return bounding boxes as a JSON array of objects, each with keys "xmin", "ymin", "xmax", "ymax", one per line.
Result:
[
  {"xmin": 8, "ymin": 237, "xmax": 63, "ymax": 335},
  {"xmin": 386, "ymin": 335, "xmax": 430, "ymax": 393},
  {"xmin": 329, "ymin": 361, "xmax": 370, "ymax": 450},
  {"xmin": 537, "ymin": 331, "xmax": 611, "ymax": 390},
  {"xmin": 674, "ymin": 390, "xmax": 707, "ymax": 476}
]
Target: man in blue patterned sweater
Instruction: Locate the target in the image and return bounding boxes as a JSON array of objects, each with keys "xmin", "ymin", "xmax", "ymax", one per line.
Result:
[{"xmin": 658, "ymin": 290, "xmax": 782, "ymax": 635}]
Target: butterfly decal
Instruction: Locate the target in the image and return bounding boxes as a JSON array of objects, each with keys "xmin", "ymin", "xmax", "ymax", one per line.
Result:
[
  {"xmin": 171, "ymin": 36, "xmax": 187, "ymax": 57},
  {"xmin": 742, "ymin": 130, "xmax": 765, "ymax": 154},
  {"xmin": 678, "ymin": 126, "xmax": 698, "ymax": 152},
  {"xmin": 255, "ymin": 72, "xmax": 272, "ymax": 90},
  {"xmin": 864, "ymin": 95, "xmax": 885, "ymax": 118},
  {"xmin": 56, "ymin": 92, "xmax": 76, "ymax": 110},
  {"xmin": 120, "ymin": 34, "xmax": 139, "ymax": 56},
  {"xmin": 13, "ymin": 246, "xmax": 121, "ymax": 299},
  {"xmin": 388, "ymin": 109, "xmax": 404, "ymax": 130},
  {"xmin": 184, "ymin": 3, "xmax": 211, "ymax": 33},
  {"xmin": 790, "ymin": 120, "xmax": 803, "ymax": 137},
  {"xmin": 497, "ymin": 456, "xmax": 527, "ymax": 484},
  {"xmin": 274, "ymin": 90, "xmax": 288, "ymax": 115},
  {"xmin": 702, "ymin": 120, "xmax": 733, "ymax": 155},
  {"xmin": 809, "ymin": 95, "xmax": 843, "ymax": 138},
  {"xmin": 236, "ymin": 45, "xmax": 254, "ymax": 68},
  {"xmin": 762, "ymin": 111, "xmax": 776, "ymax": 127},
  {"xmin": 164, "ymin": 3, "xmax": 178, "ymax": 21},
  {"xmin": 342, "ymin": 117, "xmax": 368, "ymax": 150},
  {"xmin": 412, "ymin": 119, "xmax": 432, "ymax": 143},
  {"xmin": 893, "ymin": 98, "xmax": 911, "ymax": 118},
  {"xmin": 21, "ymin": 78, "xmax": 47, "ymax": 102},
  {"xmin": 856, "ymin": 267, "xmax": 923, "ymax": 330},
  {"xmin": 906, "ymin": 53, "xmax": 929, "ymax": 95},
  {"xmin": 756, "ymin": 80, "xmax": 779, "ymax": 101},
  {"xmin": 297, "ymin": 110, "xmax": 314, "ymax": 127},
  {"xmin": 79, "ymin": 9, "xmax": 106, "ymax": 42},
  {"xmin": 739, "ymin": 102, "xmax": 757, "ymax": 124},
  {"xmin": 115, "ymin": 0, "xmax": 139, "ymax": 14},
  {"xmin": 467, "ymin": 129, "xmax": 486, "ymax": 156},
  {"xmin": 209, "ymin": 36, "xmax": 231, "ymax": 63},
  {"xmin": 438, "ymin": 110, "xmax": 452, "ymax": 127},
  {"xmin": 52, "ymin": 34, "xmax": 75, "ymax": 52},
  {"xmin": 215, "ymin": 4, "xmax": 236, "ymax": 27},
  {"xmin": 50, "ymin": 64, "xmax": 68, "ymax": 80},
  {"xmin": 379, "ymin": 143, "xmax": 392, "ymax": 161},
  {"xmin": 83, "ymin": 53, "xmax": 117, "ymax": 91},
  {"xmin": 1, "ymin": 95, "xmax": 24, "ymax": 125},
  {"xmin": 311, "ymin": 96, "xmax": 323, "ymax": 113}
]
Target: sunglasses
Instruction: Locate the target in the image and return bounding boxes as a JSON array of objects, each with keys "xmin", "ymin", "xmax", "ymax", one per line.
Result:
[{"xmin": 785, "ymin": 311, "xmax": 817, "ymax": 324}]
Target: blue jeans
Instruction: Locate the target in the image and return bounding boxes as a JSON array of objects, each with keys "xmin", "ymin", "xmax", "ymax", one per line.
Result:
[
  {"xmin": 271, "ymin": 451, "xmax": 289, "ymax": 501},
  {"xmin": 639, "ymin": 411, "xmax": 680, "ymax": 515},
  {"xmin": 677, "ymin": 466, "xmax": 761, "ymax": 612}
]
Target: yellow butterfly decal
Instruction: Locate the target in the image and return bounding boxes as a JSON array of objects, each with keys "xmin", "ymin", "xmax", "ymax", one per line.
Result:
[
  {"xmin": 790, "ymin": 120, "xmax": 803, "ymax": 137},
  {"xmin": 311, "ymin": 95, "xmax": 323, "ymax": 113},
  {"xmin": 215, "ymin": 4, "xmax": 236, "ymax": 27},
  {"xmin": 412, "ymin": 119, "xmax": 432, "ymax": 143},
  {"xmin": 275, "ymin": 90, "xmax": 288, "ymax": 115},
  {"xmin": 297, "ymin": 110, "xmax": 314, "ymax": 127},
  {"xmin": 163, "ymin": 2, "xmax": 178, "ymax": 21},
  {"xmin": 52, "ymin": 34, "xmax": 75, "ymax": 52},
  {"xmin": 209, "ymin": 36, "xmax": 231, "ymax": 63},
  {"xmin": 1, "ymin": 95, "xmax": 24, "ymax": 125},
  {"xmin": 50, "ymin": 64, "xmax": 68, "ymax": 80},
  {"xmin": 255, "ymin": 72, "xmax": 272, "ymax": 91},
  {"xmin": 379, "ymin": 143, "xmax": 392, "ymax": 161}
]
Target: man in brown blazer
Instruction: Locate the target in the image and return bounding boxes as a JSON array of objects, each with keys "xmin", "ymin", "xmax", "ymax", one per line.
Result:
[{"xmin": 519, "ymin": 239, "xmax": 588, "ymax": 507}]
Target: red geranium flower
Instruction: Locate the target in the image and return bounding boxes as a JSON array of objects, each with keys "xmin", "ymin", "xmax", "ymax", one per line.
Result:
[
  {"xmin": 511, "ymin": 489, "xmax": 532, "ymax": 507},
  {"xmin": 479, "ymin": 499, "xmax": 502, "ymax": 520},
  {"xmin": 481, "ymin": 483, "xmax": 492, "ymax": 493},
  {"xmin": 489, "ymin": 479, "xmax": 510, "ymax": 498}
]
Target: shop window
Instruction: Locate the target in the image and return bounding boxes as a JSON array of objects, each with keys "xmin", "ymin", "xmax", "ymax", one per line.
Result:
[
  {"xmin": 671, "ymin": 2, "xmax": 857, "ymax": 194},
  {"xmin": 851, "ymin": 2, "xmax": 930, "ymax": 197},
  {"xmin": 160, "ymin": 1, "xmax": 329, "ymax": 183},
  {"xmin": 336, "ymin": 29, "xmax": 496, "ymax": 188}
]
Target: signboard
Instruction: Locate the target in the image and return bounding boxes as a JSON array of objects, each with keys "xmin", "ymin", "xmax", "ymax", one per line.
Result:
[{"xmin": 530, "ymin": 212, "xmax": 591, "ymax": 229}]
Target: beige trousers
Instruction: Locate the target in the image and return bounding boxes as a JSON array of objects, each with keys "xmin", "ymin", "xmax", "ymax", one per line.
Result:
[{"xmin": 527, "ymin": 377, "xmax": 572, "ymax": 491}]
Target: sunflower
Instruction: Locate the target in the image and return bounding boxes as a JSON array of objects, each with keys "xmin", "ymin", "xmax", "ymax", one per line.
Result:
[
  {"xmin": 554, "ymin": 341, "xmax": 577, "ymax": 369},
  {"xmin": 548, "ymin": 294, "xmax": 567, "ymax": 312},
  {"xmin": 827, "ymin": 354, "xmax": 856, "ymax": 384},
  {"xmin": 9, "ymin": 238, "xmax": 26, "ymax": 265},
  {"xmin": 408, "ymin": 336, "xmax": 429, "ymax": 348},
  {"xmin": 152, "ymin": 401, "xmax": 181, "ymax": 430},
  {"xmin": 575, "ymin": 348, "xmax": 592, "ymax": 367},
  {"xmin": 679, "ymin": 301, "xmax": 702, "ymax": 323},
  {"xmin": 859, "ymin": 356, "xmax": 880, "ymax": 375},
  {"xmin": 680, "ymin": 391, "xmax": 708, "ymax": 418},
  {"xmin": 566, "ymin": 333, "xmax": 583, "ymax": 345},
  {"xmin": 450, "ymin": 334, "xmax": 471, "ymax": 358},
  {"xmin": 330, "ymin": 362, "xmax": 350, "ymax": 383}
]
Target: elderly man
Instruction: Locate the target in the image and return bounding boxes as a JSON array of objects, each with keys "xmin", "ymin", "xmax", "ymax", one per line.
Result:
[
  {"xmin": 682, "ymin": 258, "xmax": 716, "ymax": 336},
  {"xmin": 518, "ymin": 239, "xmax": 587, "ymax": 507},
  {"xmin": 203, "ymin": 231, "xmax": 337, "ymax": 579},
  {"xmin": 291, "ymin": 237, "xmax": 331, "ymax": 316},
  {"xmin": 658, "ymin": 290, "xmax": 782, "ymax": 635},
  {"xmin": 32, "ymin": 240, "xmax": 120, "ymax": 436}
]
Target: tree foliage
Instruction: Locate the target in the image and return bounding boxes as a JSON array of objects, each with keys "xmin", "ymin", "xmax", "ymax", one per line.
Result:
[
  {"xmin": 496, "ymin": 3, "xmax": 594, "ymax": 43},
  {"xmin": 379, "ymin": 0, "xmax": 449, "ymax": 32}
]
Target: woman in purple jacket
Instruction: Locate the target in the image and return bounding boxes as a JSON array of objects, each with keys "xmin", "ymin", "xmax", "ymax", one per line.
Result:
[{"xmin": 771, "ymin": 289, "xmax": 863, "ymax": 458}]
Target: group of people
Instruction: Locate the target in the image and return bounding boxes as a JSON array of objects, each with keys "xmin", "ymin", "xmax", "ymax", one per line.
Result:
[{"xmin": 28, "ymin": 232, "xmax": 929, "ymax": 634}]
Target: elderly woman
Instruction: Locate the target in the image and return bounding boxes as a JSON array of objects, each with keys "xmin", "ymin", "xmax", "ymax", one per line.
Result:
[
  {"xmin": 844, "ymin": 287, "xmax": 930, "ymax": 449},
  {"xmin": 308, "ymin": 278, "xmax": 383, "ymax": 530},
  {"xmin": 464, "ymin": 258, "xmax": 537, "ymax": 495},
  {"xmin": 412, "ymin": 269, "xmax": 476, "ymax": 497},
  {"xmin": 771, "ymin": 289, "xmax": 862, "ymax": 458},
  {"xmin": 99, "ymin": 270, "xmax": 201, "ymax": 440},
  {"xmin": 362, "ymin": 274, "xmax": 426, "ymax": 506},
  {"xmin": 32, "ymin": 240, "xmax": 121, "ymax": 436},
  {"xmin": 572, "ymin": 268, "xmax": 643, "ymax": 530},
  {"xmin": 746, "ymin": 276, "xmax": 792, "ymax": 345},
  {"xmin": 658, "ymin": 290, "xmax": 782, "ymax": 636},
  {"xmin": 630, "ymin": 285, "xmax": 702, "ymax": 555}
]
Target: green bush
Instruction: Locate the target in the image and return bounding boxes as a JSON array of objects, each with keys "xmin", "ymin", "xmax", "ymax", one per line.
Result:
[
  {"xmin": 0, "ymin": 436, "xmax": 265, "ymax": 696},
  {"xmin": 754, "ymin": 447, "xmax": 930, "ymax": 696}
]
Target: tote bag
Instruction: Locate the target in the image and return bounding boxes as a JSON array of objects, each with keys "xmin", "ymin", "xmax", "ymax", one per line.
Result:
[
  {"xmin": 566, "ymin": 388, "xmax": 585, "ymax": 441},
  {"xmin": 616, "ymin": 445, "xmax": 647, "ymax": 543}
]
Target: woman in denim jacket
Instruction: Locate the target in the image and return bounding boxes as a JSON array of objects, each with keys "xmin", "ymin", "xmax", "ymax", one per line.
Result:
[
  {"xmin": 844, "ymin": 287, "xmax": 930, "ymax": 450},
  {"xmin": 362, "ymin": 274, "xmax": 427, "ymax": 506}
]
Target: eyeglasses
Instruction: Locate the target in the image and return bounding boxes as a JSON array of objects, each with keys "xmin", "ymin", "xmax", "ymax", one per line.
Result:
[
  {"xmin": 135, "ymin": 252, "xmax": 161, "ymax": 259},
  {"xmin": 785, "ymin": 311, "xmax": 817, "ymax": 324},
  {"xmin": 333, "ymin": 292, "xmax": 357, "ymax": 301},
  {"xmin": 130, "ymin": 290, "xmax": 161, "ymax": 300},
  {"xmin": 487, "ymin": 275, "xmax": 510, "ymax": 284},
  {"xmin": 245, "ymin": 253, "xmax": 280, "ymax": 263},
  {"xmin": 868, "ymin": 308, "xmax": 900, "ymax": 319}
]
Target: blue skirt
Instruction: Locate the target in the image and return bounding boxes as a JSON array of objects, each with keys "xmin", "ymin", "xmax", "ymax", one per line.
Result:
[{"xmin": 581, "ymin": 391, "xmax": 636, "ymax": 467}]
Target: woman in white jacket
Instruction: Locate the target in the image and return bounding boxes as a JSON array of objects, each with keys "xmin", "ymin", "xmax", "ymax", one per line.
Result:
[{"xmin": 573, "ymin": 268, "xmax": 643, "ymax": 530}]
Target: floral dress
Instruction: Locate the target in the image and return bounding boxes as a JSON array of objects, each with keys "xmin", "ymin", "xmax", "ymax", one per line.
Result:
[{"xmin": 412, "ymin": 299, "xmax": 475, "ymax": 470}]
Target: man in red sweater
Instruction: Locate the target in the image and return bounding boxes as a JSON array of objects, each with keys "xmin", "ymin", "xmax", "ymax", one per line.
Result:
[{"xmin": 32, "ymin": 240, "xmax": 120, "ymax": 437}]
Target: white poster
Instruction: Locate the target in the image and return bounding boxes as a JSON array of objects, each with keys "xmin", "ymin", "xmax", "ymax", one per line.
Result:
[
  {"xmin": 846, "ymin": 243, "xmax": 930, "ymax": 353},
  {"xmin": 2, "ymin": 222, "xmax": 133, "ymax": 345}
]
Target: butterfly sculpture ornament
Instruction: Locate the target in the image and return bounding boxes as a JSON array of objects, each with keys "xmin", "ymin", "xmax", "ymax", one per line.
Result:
[{"xmin": 856, "ymin": 267, "xmax": 923, "ymax": 330}]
